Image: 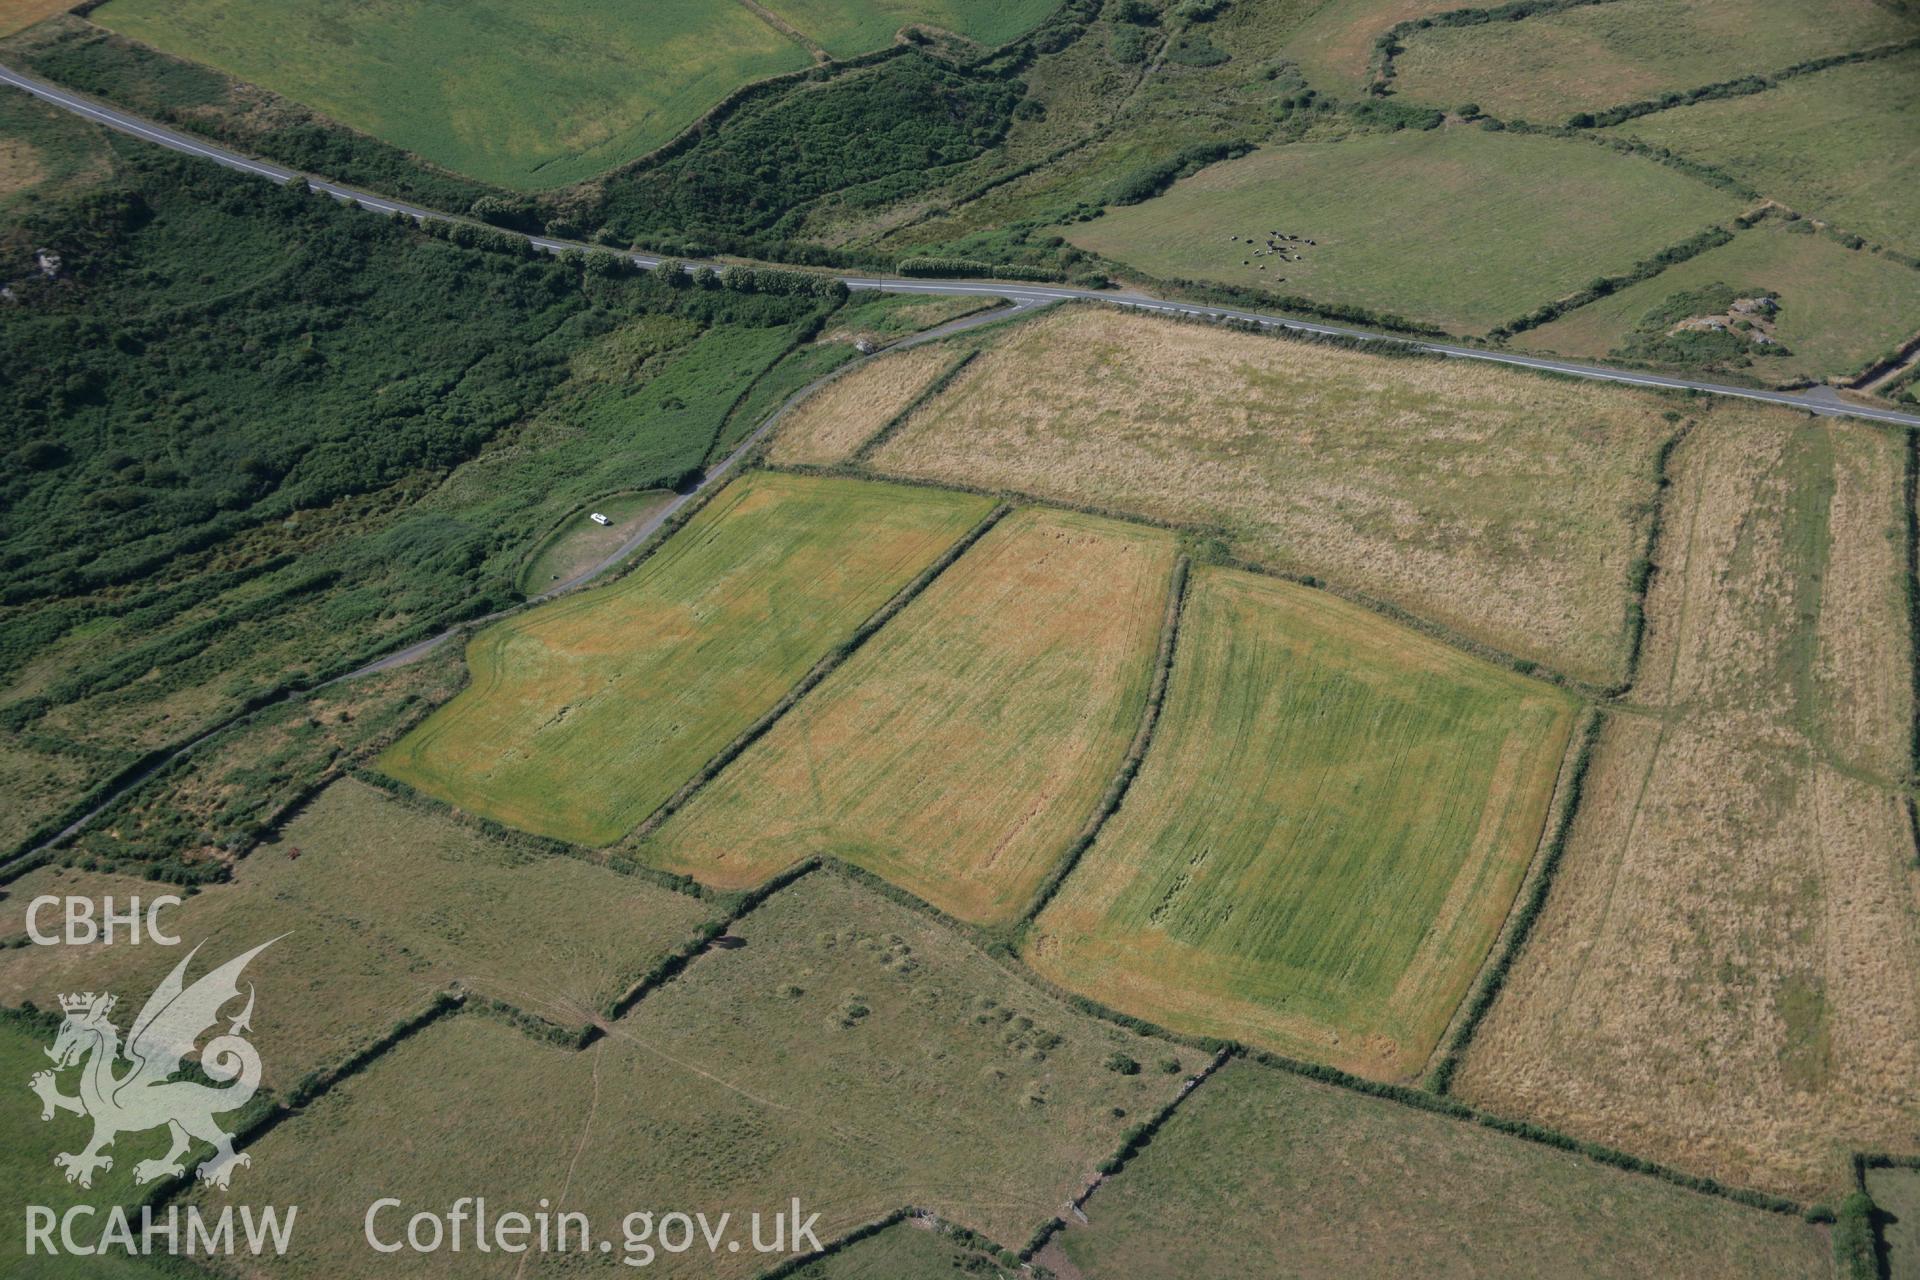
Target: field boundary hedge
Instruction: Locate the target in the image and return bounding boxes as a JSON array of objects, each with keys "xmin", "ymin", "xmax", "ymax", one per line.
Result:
[
  {"xmin": 847, "ymin": 348, "xmax": 984, "ymax": 463},
  {"xmin": 1615, "ymin": 418, "xmax": 1693, "ymax": 695},
  {"xmin": 1906, "ymin": 427, "xmax": 1920, "ymax": 781},
  {"xmin": 598, "ymin": 857, "xmax": 821, "ymax": 1025},
  {"xmin": 1020, "ymin": 1046, "xmax": 1230, "ymax": 1259},
  {"xmin": 1018, "ymin": 556, "xmax": 1190, "ymax": 926},
  {"xmin": 1426, "ymin": 709, "xmax": 1603, "ymax": 1093},
  {"xmin": 796, "ymin": 433, "xmax": 1615, "ymax": 696},
  {"xmin": 1370, "ymin": 0, "xmax": 1624, "ymax": 92},
  {"xmin": 1489, "ymin": 224, "xmax": 1736, "ymax": 341},
  {"xmin": 1565, "ymin": 36, "xmax": 1920, "ymax": 130},
  {"xmin": 628, "ymin": 503, "xmax": 1012, "ymax": 841}
]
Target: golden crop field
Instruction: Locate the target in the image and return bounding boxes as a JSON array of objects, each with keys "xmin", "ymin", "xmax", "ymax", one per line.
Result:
[
  {"xmin": 633, "ymin": 507, "xmax": 1177, "ymax": 922},
  {"xmin": 1455, "ymin": 413, "xmax": 1920, "ymax": 1198},
  {"xmin": 1029, "ymin": 566, "xmax": 1577, "ymax": 1078},
  {"xmin": 868, "ymin": 305, "xmax": 1676, "ymax": 685},
  {"xmin": 379, "ymin": 473, "xmax": 992, "ymax": 845},
  {"xmin": 767, "ymin": 341, "xmax": 972, "ymax": 468}
]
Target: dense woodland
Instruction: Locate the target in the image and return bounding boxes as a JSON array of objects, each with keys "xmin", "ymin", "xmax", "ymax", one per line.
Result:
[
  {"xmin": 580, "ymin": 54, "xmax": 1025, "ymax": 257},
  {"xmin": 0, "ymin": 146, "xmax": 837, "ymax": 856}
]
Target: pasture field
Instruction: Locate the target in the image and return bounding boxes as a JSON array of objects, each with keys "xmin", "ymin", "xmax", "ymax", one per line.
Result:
[
  {"xmin": 0, "ymin": 0, "xmax": 68, "ymax": 38},
  {"xmin": 1611, "ymin": 50, "xmax": 1920, "ymax": 257},
  {"xmin": 1390, "ymin": 0, "xmax": 1917, "ymax": 124},
  {"xmin": 787, "ymin": 1219, "xmax": 1024, "ymax": 1278},
  {"xmin": 1870, "ymin": 1168, "xmax": 1920, "ymax": 1278},
  {"xmin": 768, "ymin": 340, "xmax": 974, "ymax": 467},
  {"xmin": 1279, "ymin": 0, "xmax": 1464, "ymax": 94},
  {"xmin": 1028, "ymin": 566, "xmax": 1577, "ymax": 1078},
  {"xmin": 868, "ymin": 305, "xmax": 1675, "ymax": 685},
  {"xmin": 0, "ymin": 1016, "xmax": 198, "ymax": 1277},
  {"xmin": 1060, "ymin": 127, "xmax": 1744, "ymax": 334},
  {"xmin": 1, "ymin": 780, "xmax": 716, "ymax": 1081},
  {"xmin": 207, "ymin": 872, "xmax": 1187, "ymax": 1275},
  {"xmin": 1456, "ymin": 415, "xmax": 1920, "ymax": 1198},
  {"xmin": 516, "ymin": 490, "xmax": 674, "ymax": 595},
  {"xmin": 380, "ymin": 472, "xmax": 992, "ymax": 845},
  {"xmin": 1522, "ymin": 217, "xmax": 1920, "ymax": 383},
  {"xmin": 634, "ymin": 507, "xmax": 1177, "ymax": 922},
  {"xmin": 756, "ymin": 0, "xmax": 1056, "ymax": 55},
  {"xmin": 1051, "ymin": 1059, "xmax": 1833, "ymax": 1278},
  {"xmin": 87, "ymin": 0, "xmax": 811, "ymax": 188},
  {"xmin": 823, "ymin": 292, "xmax": 1003, "ymax": 347}
]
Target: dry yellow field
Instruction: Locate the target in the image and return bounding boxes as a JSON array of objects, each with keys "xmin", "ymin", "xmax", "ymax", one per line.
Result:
[
  {"xmin": 767, "ymin": 341, "xmax": 971, "ymax": 467},
  {"xmin": 867, "ymin": 305, "xmax": 1676, "ymax": 685},
  {"xmin": 0, "ymin": 0, "xmax": 70, "ymax": 38},
  {"xmin": 1029, "ymin": 566, "xmax": 1577, "ymax": 1079},
  {"xmin": 1456, "ymin": 413, "xmax": 1920, "ymax": 1198},
  {"xmin": 380, "ymin": 473, "xmax": 992, "ymax": 845},
  {"xmin": 632, "ymin": 507, "xmax": 1177, "ymax": 922}
]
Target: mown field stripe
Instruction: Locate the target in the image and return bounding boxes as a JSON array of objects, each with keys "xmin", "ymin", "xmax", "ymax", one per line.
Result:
[
  {"xmin": 627, "ymin": 503, "xmax": 1013, "ymax": 841},
  {"xmin": 1426, "ymin": 710, "xmax": 1604, "ymax": 1094},
  {"xmin": 1019, "ymin": 555, "xmax": 1190, "ymax": 926},
  {"xmin": 847, "ymin": 347, "xmax": 982, "ymax": 465}
]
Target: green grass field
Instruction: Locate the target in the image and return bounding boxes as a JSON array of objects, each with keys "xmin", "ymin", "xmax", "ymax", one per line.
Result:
[
  {"xmin": 1868, "ymin": 1168, "xmax": 1920, "ymax": 1279},
  {"xmin": 1390, "ymin": 0, "xmax": 1917, "ymax": 123},
  {"xmin": 1522, "ymin": 217, "xmax": 1920, "ymax": 382},
  {"xmin": 380, "ymin": 472, "xmax": 992, "ymax": 845},
  {"xmin": 757, "ymin": 0, "xmax": 1056, "ymax": 55},
  {"xmin": 1054, "ymin": 1060, "xmax": 1833, "ymax": 1278},
  {"xmin": 1028, "ymin": 567, "xmax": 1577, "ymax": 1078},
  {"xmin": 0, "ymin": 85, "xmax": 114, "ymax": 216},
  {"xmin": 1061, "ymin": 126, "xmax": 1744, "ymax": 333},
  {"xmin": 0, "ymin": 780, "xmax": 715, "ymax": 1081},
  {"xmin": 86, "ymin": 0, "xmax": 1056, "ymax": 188},
  {"xmin": 1611, "ymin": 50, "xmax": 1920, "ymax": 257},
  {"xmin": 88, "ymin": 0, "xmax": 812, "ymax": 187},
  {"xmin": 635, "ymin": 507, "xmax": 1177, "ymax": 922},
  {"xmin": 787, "ymin": 1218, "xmax": 1025, "ymax": 1278},
  {"xmin": 202, "ymin": 872, "xmax": 1188, "ymax": 1275},
  {"xmin": 0, "ymin": 1015, "xmax": 211, "ymax": 1277}
]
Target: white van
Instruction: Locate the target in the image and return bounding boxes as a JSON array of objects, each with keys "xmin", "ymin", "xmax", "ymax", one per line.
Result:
[{"xmin": 589, "ymin": 512, "xmax": 611, "ymax": 526}]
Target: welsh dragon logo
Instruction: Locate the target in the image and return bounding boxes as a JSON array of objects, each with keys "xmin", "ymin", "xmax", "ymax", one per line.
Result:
[{"xmin": 29, "ymin": 938, "xmax": 278, "ymax": 1191}]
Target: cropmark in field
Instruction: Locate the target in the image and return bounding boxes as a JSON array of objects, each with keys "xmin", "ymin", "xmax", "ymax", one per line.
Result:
[
  {"xmin": 1455, "ymin": 413, "xmax": 1920, "ymax": 1198},
  {"xmin": 633, "ymin": 507, "xmax": 1178, "ymax": 922},
  {"xmin": 1029, "ymin": 566, "xmax": 1578, "ymax": 1078},
  {"xmin": 867, "ymin": 305, "xmax": 1674, "ymax": 686},
  {"xmin": 380, "ymin": 472, "xmax": 992, "ymax": 846},
  {"xmin": 199, "ymin": 872, "xmax": 1189, "ymax": 1277}
]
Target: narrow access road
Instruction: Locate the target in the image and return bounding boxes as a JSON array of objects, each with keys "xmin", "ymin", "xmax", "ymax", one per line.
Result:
[
  {"xmin": 5, "ymin": 61, "xmax": 1918, "ymax": 429},
  {"xmin": 10, "ymin": 294, "xmax": 1039, "ymax": 862}
]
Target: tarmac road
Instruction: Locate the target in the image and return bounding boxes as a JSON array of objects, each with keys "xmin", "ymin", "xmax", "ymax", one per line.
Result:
[
  {"xmin": 4, "ymin": 59, "xmax": 1916, "ymax": 862},
  {"xmin": 5, "ymin": 60, "xmax": 1918, "ymax": 429}
]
